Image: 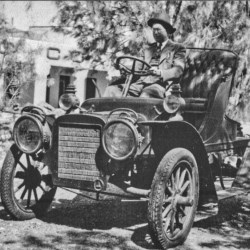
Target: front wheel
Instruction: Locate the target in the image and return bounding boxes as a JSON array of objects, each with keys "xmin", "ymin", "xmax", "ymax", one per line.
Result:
[
  {"xmin": 0, "ymin": 144, "xmax": 56, "ymax": 220},
  {"xmin": 148, "ymin": 148, "xmax": 199, "ymax": 249}
]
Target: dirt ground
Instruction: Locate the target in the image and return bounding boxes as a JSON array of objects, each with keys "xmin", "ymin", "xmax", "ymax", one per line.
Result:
[{"xmin": 1, "ymin": 142, "xmax": 250, "ymax": 250}]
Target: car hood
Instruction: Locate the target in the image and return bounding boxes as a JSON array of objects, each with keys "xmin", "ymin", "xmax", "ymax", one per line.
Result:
[{"xmin": 81, "ymin": 97, "xmax": 164, "ymax": 121}]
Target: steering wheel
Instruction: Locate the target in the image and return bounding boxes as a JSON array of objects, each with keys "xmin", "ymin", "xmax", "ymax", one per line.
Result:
[{"xmin": 115, "ymin": 56, "xmax": 151, "ymax": 76}]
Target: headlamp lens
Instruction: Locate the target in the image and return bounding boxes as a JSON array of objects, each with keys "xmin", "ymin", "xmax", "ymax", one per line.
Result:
[
  {"xmin": 163, "ymin": 95, "xmax": 181, "ymax": 114},
  {"xmin": 59, "ymin": 93, "xmax": 80, "ymax": 111},
  {"xmin": 103, "ymin": 122, "xmax": 136, "ymax": 160},
  {"xmin": 59, "ymin": 94, "xmax": 73, "ymax": 111},
  {"xmin": 14, "ymin": 118, "xmax": 42, "ymax": 153}
]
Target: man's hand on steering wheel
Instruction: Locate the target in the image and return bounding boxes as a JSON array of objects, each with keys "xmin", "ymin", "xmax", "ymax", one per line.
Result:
[
  {"xmin": 148, "ymin": 66, "xmax": 161, "ymax": 77},
  {"xmin": 116, "ymin": 56, "xmax": 163, "ymax": 78}
]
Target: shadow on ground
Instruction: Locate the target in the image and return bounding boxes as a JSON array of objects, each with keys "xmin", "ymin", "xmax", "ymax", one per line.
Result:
[
  {"xmin": 191, "ymin": 199, "xmax": 250, "ymax": 250},
  {"xmin": 0, "ymin": 193, "xmax": 156, "ymax": 250},
  {"xmin": 3, "ymin": 230, "xmax": 152, "ymax": 250},
  {"xmin": 44, "ymin": 194, "xmax": 148, "ymax": 230},
  {"xmin": 1, "ymin": 191, "xmax": 250, "ymax": 250}
]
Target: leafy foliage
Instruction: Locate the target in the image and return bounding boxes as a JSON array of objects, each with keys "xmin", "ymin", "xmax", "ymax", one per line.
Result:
[
  {"xmin": 0, "ymin": 13, "xmax": 38, "ymax": 110},
  {"xmin": 174, "ymin": 1, "xmax": 249, "ymax": 120},
  {"xmin": 53, "ymin": 1, "xmax": 167, "ymax": 68},
  {"xmin": 53, "ymin": 1, "xmax": 250, "ymax": 121}
]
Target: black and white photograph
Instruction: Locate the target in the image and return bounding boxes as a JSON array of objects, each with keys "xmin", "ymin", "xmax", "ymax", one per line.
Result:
[{"xmin": 0, "ymin": 1, "xmax": 250, "ymax": 249}]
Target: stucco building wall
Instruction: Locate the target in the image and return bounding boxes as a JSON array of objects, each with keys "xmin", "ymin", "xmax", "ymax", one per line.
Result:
[{"xmin": 0, "ymin": 29, "xmax": 111, "ymax": 109}]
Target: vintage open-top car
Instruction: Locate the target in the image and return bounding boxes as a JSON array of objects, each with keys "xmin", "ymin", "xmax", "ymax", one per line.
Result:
[{"xmin": 1, "ymin": 47, "xmax": 249, "ymax": 249}]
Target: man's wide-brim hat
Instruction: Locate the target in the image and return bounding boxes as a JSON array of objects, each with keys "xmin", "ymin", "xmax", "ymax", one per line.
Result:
[{"xmin": 148, "ymin": 11, "xmax": 176, "ymax": 34}]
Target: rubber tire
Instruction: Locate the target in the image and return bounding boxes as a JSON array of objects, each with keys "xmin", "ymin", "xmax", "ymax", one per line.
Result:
[
  {"xmin": 148, "ymin": 148, "xmax": 199, "ymax": 249},
  {"xmin": 0, "ymin": 144, "xmax": 56, "ymax": 220}
]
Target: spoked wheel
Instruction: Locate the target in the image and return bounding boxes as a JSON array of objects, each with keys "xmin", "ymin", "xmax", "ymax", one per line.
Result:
[
  {"xmin": 1, "ymin": 144, "xmax": 56, "ymax": 220},
  {"xmin": 148, "ymin": 148, "xmax": 199, "ymax": 249}
]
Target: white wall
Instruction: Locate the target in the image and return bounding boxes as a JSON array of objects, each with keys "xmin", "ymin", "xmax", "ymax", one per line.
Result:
[
  {"xmin": 74, "ymin": 69, "xmax": 89, "ymax": 104},
  {"xmin": 0, "ymin": 35, "xmax": 113, "ymax": 108},
  {"xmin": 1, "ymin": 1, "xmax": 57, "ymax": 31}
]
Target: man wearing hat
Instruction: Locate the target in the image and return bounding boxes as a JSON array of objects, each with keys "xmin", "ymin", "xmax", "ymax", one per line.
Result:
[{"xmin": 104, "ymin": 11, "xmax": 186, "ymax": 98}]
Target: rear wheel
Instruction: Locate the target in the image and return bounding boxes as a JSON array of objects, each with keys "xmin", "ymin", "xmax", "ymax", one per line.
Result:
[
  {"xmin": 148, "ymin": 148, "xmax": 199, "ymax": 249},
  {"xmin": 0, "ymin": 144, "xmax": 56, "ymax": 220}
]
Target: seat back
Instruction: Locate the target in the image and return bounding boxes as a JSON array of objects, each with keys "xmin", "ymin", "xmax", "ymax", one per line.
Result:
[{"xmin": 180, "ymin": 48, "xmax": 238, "ymax": 142}]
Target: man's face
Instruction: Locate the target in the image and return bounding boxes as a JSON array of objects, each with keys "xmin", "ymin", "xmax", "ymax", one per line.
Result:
[{"xmin": 152, "ymin": 23, "xmax": 168, "ymax": 43}]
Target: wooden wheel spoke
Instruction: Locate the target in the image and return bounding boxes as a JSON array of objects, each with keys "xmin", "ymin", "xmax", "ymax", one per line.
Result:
[
  {"xmin": 167, "ymin": 186, "xmax": 174, "ymax": 195},
  {"xmin": 17, "ymin": 161, "xmax": 27, "ymax": 171},
  {"xmin": 178, "ymin": 205, "xmax": 186, "ymax": 217},
  {"xmin": 162, "ymin": 203, "xmax": 172, "ymax": 218},
  {"xmin": 27, "ymin": 189, "xmax": 32, "ymax": 208},
  {"xmin": 163, "ymin": 196, "xmax": 173, "ymax": 205},
  {"xmin": 171, "ymin": 174, "xmax": 176, "ymax": 191},
  {"xmin": 169, "ymin": 209, "xmax": 176, "ymax": 234},
  {"xmin": 180, "ymin": 180, "xmax": 190, "ymax": 195},
  {"xmin": 33, "ymin": 188, "xmax": 38, "ymax": 202},
  {"xmin": 178, "ymin": 169, "xmax": 188, "ymax": 189},
  {"xmin": 39, "ymin": 185, "xmax": 46, "ymax": 193},
  {"xmin": 163, "ymin": 205, "xmax": 173, "ymax": 232},
  {"xmin": 166, "ymin": 179, "xmax": 174, "ymax": 195},
  {"xmin": 163, "ymin": 212, "xmax": 171, "ymax": 232},
  {"xmin": 175, "ymin": 167, "xmax": 181, "ymax": 188},
  {"xmin": 173, "ymin": 211, "xmax": 183, "ymax": 235},
  {"xmin": 14, "ymin": 182, "xmax": 25, "ymax": 193},
  {"xmin": 15, "ymin": 171, "xmax": 25, "ymax": 179},
  {"xmin": 175, "ymin": 206, "xmax": 186, "ymax": 230},
  {"xmin": 20, "ymin": 187, "xmax": 28, "ymax": 200},
  {"xmin": 175, "ymin": 210, "xmax": 182, "ymax": 228}
]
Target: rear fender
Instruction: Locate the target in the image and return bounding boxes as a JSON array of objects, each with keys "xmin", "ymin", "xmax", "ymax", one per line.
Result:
[{"xmin": 145, "ymin": 120, "xmax": 217, "ymax": 206}]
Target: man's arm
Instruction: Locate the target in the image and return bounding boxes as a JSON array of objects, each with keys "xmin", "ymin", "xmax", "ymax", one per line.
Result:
[{"xmin": 161, "ymin": 45, "xmax": 186, "ymax": 83}]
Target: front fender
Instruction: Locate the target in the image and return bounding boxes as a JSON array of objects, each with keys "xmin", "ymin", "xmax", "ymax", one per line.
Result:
[{"xmin": 142, "ymin": 120, "xmax": 217, "ymax": 206}]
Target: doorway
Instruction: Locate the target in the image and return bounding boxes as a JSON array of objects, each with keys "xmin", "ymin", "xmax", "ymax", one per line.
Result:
[
  {"xmin": 59, "ymin": 75, "xmax": 71, "ymax": 100},
  {"xmin": 45, "ymin": 67, "xmax": 73, "ymax": 108}
]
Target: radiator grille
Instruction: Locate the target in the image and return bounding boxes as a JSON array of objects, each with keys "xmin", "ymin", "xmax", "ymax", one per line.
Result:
[{"xmin": 58, "ymin": 125, "xmax": 101, "ymax": 181}]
